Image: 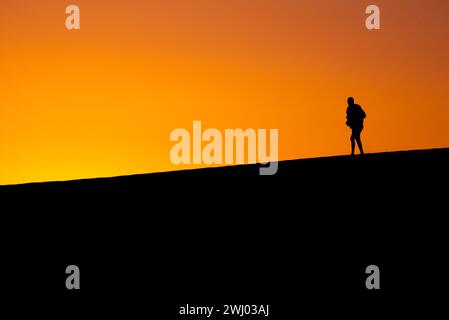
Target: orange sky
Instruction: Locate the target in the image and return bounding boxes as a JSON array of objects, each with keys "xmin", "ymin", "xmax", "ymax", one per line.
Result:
[{"xmin": 1, "ymin": 0, "xmax": 449, "ymax": 184}]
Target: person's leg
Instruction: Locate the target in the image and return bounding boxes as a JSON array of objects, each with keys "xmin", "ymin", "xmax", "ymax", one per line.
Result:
[
  {"xmin": 356, "ymin": 136, "xmax": 364, "ymax": 155},
  {"xmin": 350, "ymin": 132, "xmax": 356, "ymax": 155},
  {"xmin": 354, "ymin": 129, "xmax": 364, "ymax": 155}
]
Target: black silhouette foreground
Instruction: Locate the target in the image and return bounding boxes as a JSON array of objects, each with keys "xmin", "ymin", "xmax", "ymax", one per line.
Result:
[
  {"xmin": 346, "ymin": 97, "xmax": 366, "ymax": 155},
  {"xmin": 0, "ymin": 147, "xmax": 448, "ymax": 318}
]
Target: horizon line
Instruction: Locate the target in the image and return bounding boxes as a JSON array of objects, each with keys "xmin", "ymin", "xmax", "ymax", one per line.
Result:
[{"xmin": 1, "ymin": 147, "xmax": 448, "ymax": 188}]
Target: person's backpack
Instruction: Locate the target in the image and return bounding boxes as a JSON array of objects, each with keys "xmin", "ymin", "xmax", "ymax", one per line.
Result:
[{"xmin": 359, "ymin": 106, "xmax": 366, "ymax": 120}]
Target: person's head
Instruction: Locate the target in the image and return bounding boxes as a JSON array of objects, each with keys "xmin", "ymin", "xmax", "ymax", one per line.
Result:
[{"xmin": 347, "ymin": 97, "xmax": 355, "ymax": 106}]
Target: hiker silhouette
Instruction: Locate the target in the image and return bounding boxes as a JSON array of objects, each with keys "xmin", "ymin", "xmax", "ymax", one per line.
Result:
[{"xmin": 346, "ymin": 97, "xmax": 366, "ymax": 155}]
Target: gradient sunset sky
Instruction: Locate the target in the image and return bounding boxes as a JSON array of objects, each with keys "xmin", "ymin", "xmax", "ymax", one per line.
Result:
[{"xmin": 1, "ymin": 0, "xmax": 449, "ymax": 184}]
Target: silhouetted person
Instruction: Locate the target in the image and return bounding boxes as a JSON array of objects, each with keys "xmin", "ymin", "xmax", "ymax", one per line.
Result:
[{"xmin": 346, "ymin": 97, "xmax": 366, "ymax": 155}]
